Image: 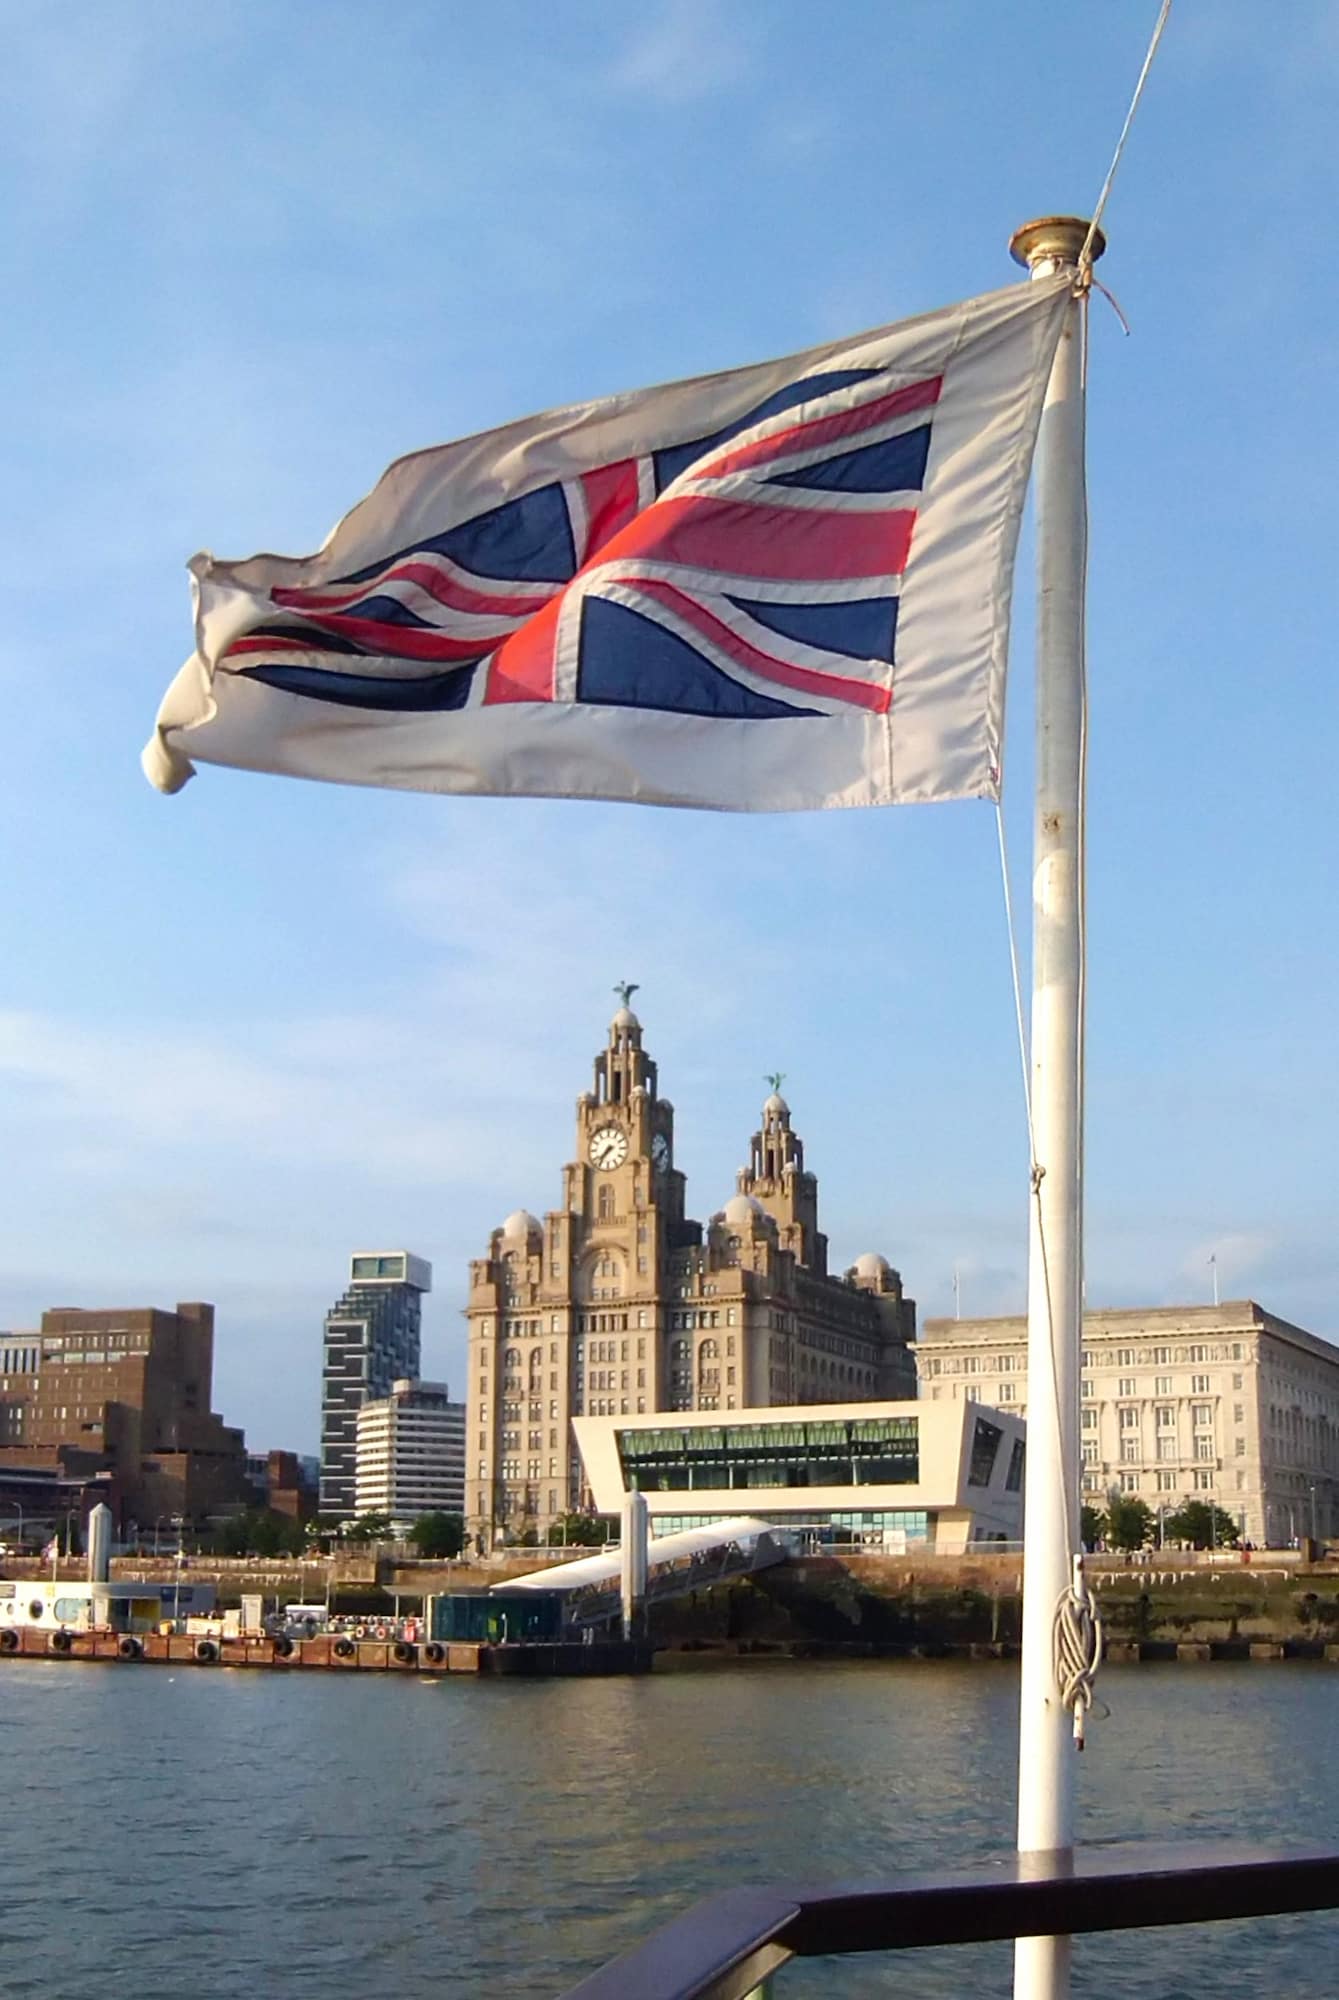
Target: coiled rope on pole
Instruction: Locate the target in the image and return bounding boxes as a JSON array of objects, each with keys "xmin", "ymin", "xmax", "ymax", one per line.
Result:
[{"xmin": 1054, "ymin": 1554, "xmax": 1103, "ymax": 1750}]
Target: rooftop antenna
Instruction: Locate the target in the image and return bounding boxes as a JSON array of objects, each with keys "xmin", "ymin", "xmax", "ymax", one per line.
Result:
[{"xmin": 1209, "ymin": 1251, "xmax": 1219, "ymax": 1307}]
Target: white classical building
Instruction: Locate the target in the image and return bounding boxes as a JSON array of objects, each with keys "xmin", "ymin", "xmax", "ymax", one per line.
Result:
[
  {"xmin": 915, "ymin": 1301, "xmax": 1339, "ymax": 1548},
  {"xmin": 574, "ymin": 1397, "xmax": 1026, "ymax": 1551},
  {"xmin": 354, "ymin": 1379, "xmax": 465, "ymax": 1525}
]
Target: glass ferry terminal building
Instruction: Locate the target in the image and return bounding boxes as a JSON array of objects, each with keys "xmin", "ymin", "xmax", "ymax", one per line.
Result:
[{"xmin": 574, "ymin": 1398, "xmax": 1025, "ymax": 1550}]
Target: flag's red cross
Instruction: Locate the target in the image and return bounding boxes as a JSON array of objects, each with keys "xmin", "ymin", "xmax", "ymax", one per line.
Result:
[{"xmin": 225, "ymin": 369, "xmax": 941, "ymax": 723}]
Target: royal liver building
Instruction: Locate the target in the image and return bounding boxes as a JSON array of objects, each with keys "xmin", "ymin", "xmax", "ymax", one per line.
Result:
[{"xmin": 465, "ymin": 996, "xmax": 916, "ymax": 1543}]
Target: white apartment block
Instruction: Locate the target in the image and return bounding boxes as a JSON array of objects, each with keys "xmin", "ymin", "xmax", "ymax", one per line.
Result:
[
  {"xmin": 354, "ymin": 1379, "xmax": 465, "ymax": 1525},
  {"xmin": 915, "ymin": 1301, "xmax": 1339, "ymax": 1549}
]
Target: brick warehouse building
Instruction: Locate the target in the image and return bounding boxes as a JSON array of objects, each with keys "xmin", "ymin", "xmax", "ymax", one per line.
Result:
[{"xmin": 0, "ymin": 1302, "xmax": 249, "ymax": 1531}]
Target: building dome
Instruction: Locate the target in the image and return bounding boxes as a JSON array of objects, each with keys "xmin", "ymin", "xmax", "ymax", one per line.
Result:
[
  {"xmin": 612, "ymin": 1004, "xmax": 640, "ymax": 1030},
  {"xmin": 723, "ymin": 1193, "xmax": 765, "ymax": 1227},
  {"xmin": 501, "ymin": 1209, "xmax": 541, "ymax": 1239},
  {"xmin": 853, "ymin": 1251, "xmax": 890, "ymax": 1280},
  {"xmin": 763, "ymin": 1091, "xmax": 789, "ymax": 1117}
]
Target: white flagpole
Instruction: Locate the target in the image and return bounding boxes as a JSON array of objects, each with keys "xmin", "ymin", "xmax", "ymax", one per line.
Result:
[{"xmin": 1008, "ymin": 215, "xmax": 1103, "ymax": 2000}]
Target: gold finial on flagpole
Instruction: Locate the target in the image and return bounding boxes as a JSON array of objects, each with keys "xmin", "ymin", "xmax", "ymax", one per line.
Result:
[{"xmin": 1009, "ymin": 216, "xmax": 1105, "ymax": 273}]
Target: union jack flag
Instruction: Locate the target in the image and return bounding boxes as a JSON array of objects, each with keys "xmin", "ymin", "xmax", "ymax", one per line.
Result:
[
  {"xmin": 146, "ymin": 274, "xmax": 1070, "ymax": 810},
  {"xmin": 226, "ymin": 367, "xmax": 938, "ymax": 723}
]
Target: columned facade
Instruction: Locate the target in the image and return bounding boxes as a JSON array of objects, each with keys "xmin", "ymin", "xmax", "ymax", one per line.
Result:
[{"xmin": 914, "ymin": 1300, "xmax": 1339, "ymax": 1550}]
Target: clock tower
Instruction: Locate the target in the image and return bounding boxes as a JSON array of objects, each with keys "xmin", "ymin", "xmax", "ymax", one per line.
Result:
[
  {"xmin": 465, "ymin": 991, "xmax": 700, "ymax": 1545},
  {"xmin": 464, "ymin": 994, "xmax": 916, "ymax": 1548},
  {"xmin": 571, "ymin": 992, "xmax": 686, "ymax": 1237}
]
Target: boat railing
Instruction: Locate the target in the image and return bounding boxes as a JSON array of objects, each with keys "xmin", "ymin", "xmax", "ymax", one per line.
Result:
[{"xmin": 556, "ymin": 1840, "xmax": 1339, "ymax": 2000}]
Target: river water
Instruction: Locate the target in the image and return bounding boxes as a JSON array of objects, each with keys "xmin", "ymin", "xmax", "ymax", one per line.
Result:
[{"xmin": 3, "ymin": 1658, "xmax": 1336, "ymax": 1997}]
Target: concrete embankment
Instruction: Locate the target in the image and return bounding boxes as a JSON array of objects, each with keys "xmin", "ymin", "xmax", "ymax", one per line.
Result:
[
  {"xmin": 9, "ymin": 1551, "xmax": 1339, "ymax": 1669},
  {"xmin": 0, "ymin": 1625, "xmax": 649, "ymax": 1676},
  {"xmin": 646, "ymin": 1552, "xmax": 1339, "ymax": 1662}
]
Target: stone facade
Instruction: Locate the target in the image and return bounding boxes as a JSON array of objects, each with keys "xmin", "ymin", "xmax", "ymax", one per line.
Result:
[
  {"xmin": 915, "ymin": 1299, "xmax": 1339, "ymax": 1549},
  {"xmin": 466, "ymin": 1003, "xmax": 916, "ymax": 1544}
]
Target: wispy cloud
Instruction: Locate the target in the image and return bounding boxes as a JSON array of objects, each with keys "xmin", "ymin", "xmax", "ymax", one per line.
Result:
[
  {"xmin": 606, "ymin": 0, "xmax": 752, "ymax": 104},
  {"xmin": 0, "ymin": 1005, "xmax": 552, "ymax": 1188}
]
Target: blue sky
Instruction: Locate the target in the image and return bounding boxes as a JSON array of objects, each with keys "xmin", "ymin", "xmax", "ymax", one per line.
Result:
[{"xmin": 2, "ymin": 2, "xmax": 1335, "ymax": 1454}]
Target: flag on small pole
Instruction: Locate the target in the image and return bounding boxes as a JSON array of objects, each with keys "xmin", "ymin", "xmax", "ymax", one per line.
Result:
[{"xmin": 144, "ymin": 276, "xmax": 1069, "ymax": 812}]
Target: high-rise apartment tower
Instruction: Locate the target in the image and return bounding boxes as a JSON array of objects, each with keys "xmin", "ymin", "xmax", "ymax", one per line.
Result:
[
  {"xmin": 319, "ymin": 1252, "xmax": 430, "ymax": 1519},
  {"xmin": 354, "ymin": 1379, "xmax": 465, "ymax": 1524}
]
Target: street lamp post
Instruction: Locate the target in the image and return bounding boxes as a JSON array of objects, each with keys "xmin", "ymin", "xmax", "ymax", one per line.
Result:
[{"xmin": 1310, "ymin": 1483, "xmax": 1319, "ymax": 1546}]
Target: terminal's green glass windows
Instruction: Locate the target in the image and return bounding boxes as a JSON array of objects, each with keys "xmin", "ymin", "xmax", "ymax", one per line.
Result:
[{"xmin": 616, "ymin": 1415, "xmax": 918, "ymax": 1492}]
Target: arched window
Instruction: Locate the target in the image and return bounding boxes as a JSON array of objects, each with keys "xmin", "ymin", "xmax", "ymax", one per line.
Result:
[
  {"xmin": 700, "ymin": 1338, "xmax": 719, "ymax": 1362},
  {"xmin": 503, "ymin": 1347, "xmax": 522, "ymax": 1369}
]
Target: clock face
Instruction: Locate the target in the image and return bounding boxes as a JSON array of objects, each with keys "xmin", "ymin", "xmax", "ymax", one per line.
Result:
[
  {"xmin": 651, "ymin": 1132, "xmax": 671, "ymax": 1172},
  {"xmin": 588, "ymin": 1124, "xmax": 628, "ymax": 1170}
]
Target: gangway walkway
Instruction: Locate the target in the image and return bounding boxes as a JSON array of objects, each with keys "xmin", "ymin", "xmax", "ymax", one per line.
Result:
[{"xmin": 492, "ymin": 1517, "xmax": 792, "ymax": 1631}]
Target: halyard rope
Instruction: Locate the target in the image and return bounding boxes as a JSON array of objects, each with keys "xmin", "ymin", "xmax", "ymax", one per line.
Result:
[{"xmin": 1079, "ymin": 0, "xmax": 1173, "ymax": 273}]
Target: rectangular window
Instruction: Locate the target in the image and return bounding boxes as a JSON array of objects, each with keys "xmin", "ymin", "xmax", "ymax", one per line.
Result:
[
  {"xmin": 997, "ymin": 1383, "xmax": 1015, "ymax": 1404},
  {"xmin": 1192, "ymin": 1404, "xmax": 1212, "ymax": 1428},
  {"xmin": 1157, "ymin": 1438, "xmax": 1176, "ymax": 1461},
  {"xmin": 1235, "ymin": 1437, "xmax": 1247, "ymax": 1456},
  {"xmin": 1082, "ymin": 1407, "xmax": 1097, "ymax": 1430},
  {"xmin": 1156, "ymin": 1406, "xmax": 1175, "ymax": 1430},
  {"xmin": 1119, "ymin": 1407, "xmax": 1139, "ymax": 1431},
  {"xmin": 1121, "ymin": 1440, "xmax": 1139, "ymax": 1463},
  {"xmin": 1081, "ymin": 1377, "xmax": 1093, "ymax": 1398},
  {"xmin": 968, "ymin": 1416, "xmax": 1003, "ymax": 1487},
  {"xmin": 1194, "ymin": 1468, "xmax": 1214, "ymax": 1491},
  {"xmin": 1156, "ymin": 1470, "xmax": 1176, "ymax": 1492},
  {"xmin": 1120, "ymin": 1472, "xmax": 1139, "ymax": 1493},
  {"xmin": 1081, "ymin": 1441, "xmax": 1098, "ymax": 1465},
  {"xmin": 1192, "ymin": 1374, "xmax": 1210, "ymax": 1395},
  {"xmin": 1233, "ymin": 1404, "xmax": 1244, "ymax": 1425},
  {"xmin": 1155, "ymin": 1376, "xmax": 1172, "ymax": 1395},
  {"xmin": 1196, "ymin": 1438, "xmax": 1215, "ymax": 1461},
  {"xmin": 1117, "ymin": 1348, "xmax": 1135, "ymax": 1367}
]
